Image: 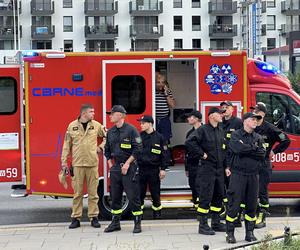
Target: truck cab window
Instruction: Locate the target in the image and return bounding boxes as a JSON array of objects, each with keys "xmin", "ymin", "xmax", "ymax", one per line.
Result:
[
  {"xmin": 256, "ymin": 92, "xmax": 300, "ymax": 135},
  {"xmin": 111, "ymin": 75, "xmax": 146, "ymax": 114},
  {"xmin": 0, "ymin": 77, "xmax": 17, "ymax": 115}
]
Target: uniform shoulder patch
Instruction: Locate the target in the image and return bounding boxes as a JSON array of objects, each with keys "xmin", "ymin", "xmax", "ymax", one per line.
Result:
[
  {"xmin": 89, "ymin": 126, "xmax": 94, "ymax": 130},
  {"xmin": 73, "ymin": 127, "xmax": 79, "ymax": 131},
  {"xmin": 279, "ymin": 133, "xmax": 286, "ymax": 140},
  {"xmin": 135, "ymin": 137, "xmax": 142, "ymax": 143}
]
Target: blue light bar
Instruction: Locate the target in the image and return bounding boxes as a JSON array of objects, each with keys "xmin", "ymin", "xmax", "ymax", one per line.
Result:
[
  {"xmin": 254, "ymin": 60, "xmax": 281, "ymax": 75},
  {"xmin": 22, "ymin": 51, "xmax": 39, "ymax": 57}
]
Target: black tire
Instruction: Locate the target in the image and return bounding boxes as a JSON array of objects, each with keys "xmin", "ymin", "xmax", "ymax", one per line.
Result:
[{"xmin": 97, "ymin": 179, "xmax": 131, "ymax": 220}]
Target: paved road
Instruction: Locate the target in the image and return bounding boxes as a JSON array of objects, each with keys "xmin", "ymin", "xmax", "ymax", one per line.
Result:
[{"xmin": 1, "ymin": 183, "xmax": 300, "ymax": 225}]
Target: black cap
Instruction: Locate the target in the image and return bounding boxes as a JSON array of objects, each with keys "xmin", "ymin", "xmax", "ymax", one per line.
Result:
[
  {"xmin": 220, "ymin": 100, "xmax": 233, "ymax": 107},
  {"xmin": 186, "ymin": 110, "xmax": 202, "ymax": 120},
  {"xmin": 106, "ymin": 105, "xmax": 127, "ymax": 114},
  {"xmin": 208, "ymin": 107, "xmax": 226, "ymax": 116},
  {"xmin": 242, "ymin": 112, "xmax": 263, "ymax": 121},
  {"xmin": 250, "ymin": 102, "xmax": 267, "ymax": 114},
  {"xmin": 137, "ymin": 115, "xmax": 154, "ymax": 123}
]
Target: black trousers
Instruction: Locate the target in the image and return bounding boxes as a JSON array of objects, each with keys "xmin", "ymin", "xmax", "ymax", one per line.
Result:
[
  {"xmin": 110, "ymin": 164, "xmax": 142, "ymax": 215},
  {"xmin": 258, "ymin": 164, "xmax": 272, "ymax": 209},
  {"xmin": 139, "ymin": 167, "xmax": 161, "ymax": 209},
  {"xmin": 197, "ymin": 165, "xmax": 224, "ymax": 215},
  {"xmin": 188, "ymin": 164, "xmax": 200, "ymax": 204},
  {"xmin": 226, "ymin": 172, "xmax": 259, "ymax": 222}
]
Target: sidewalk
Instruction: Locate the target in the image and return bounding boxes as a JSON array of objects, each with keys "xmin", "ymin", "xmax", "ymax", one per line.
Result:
[{"xmin": 0, "ymin": 217, "xmax": 299, "ymax": 250}]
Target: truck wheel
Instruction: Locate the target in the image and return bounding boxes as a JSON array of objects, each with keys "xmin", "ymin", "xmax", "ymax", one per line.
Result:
[{"xmin": 97, "ymin": 179, "xmax": 131, "ymax": 220}]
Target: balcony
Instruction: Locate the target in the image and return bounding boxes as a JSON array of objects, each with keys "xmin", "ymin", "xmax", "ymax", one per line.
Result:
[
  {"xmin": 130, "ymin": 24, "xmax": 163, "ymax": 39},
  {"xmin": 281, "ymin": 23, "xmax": 300, "ymax": 34},
  {"xmin": 129, "ymin": 1, "xmax": 163, "ymax": 16},
  {"xmin": 209, "ymin": 47, "xmax": 238, "ymax": 50},
  {"xmin": 208, "ymin": 1, "xmax": 237, "ymax": 15},
  {"xmin": 0, "ymin": 25, "xmax": 22, "ymax": 40},
  {"xmin": 31, "ymin": 25, "xmax": 55, "ymax": 39},
  {"xmin": 84, "ymin": 1, "xmax": 118, "ymax": 15},
  {"xmin": 31, "ymin": 0, "xmax": 54, "ymax": 15},
  {"xmin": 261, "ymin": 1, "xmax": 266, "ymax": 13},
  {"xmin": 281, "ymin": 1, "xmax": 300, "ymax": 15},
  {"xmin": 261, "ymin": 24, "xmax": 266, "ymax": 36},
  {"xmin": 0, "ymin": 1, "xmax": 21, "ymax": 15},
  {"xmin": 85, "ymin": 25, "xmax": 118, "ymax": 39},
  {"xmin": 209, "ymin": 24, "xmax": 238, "ymax": 38}
]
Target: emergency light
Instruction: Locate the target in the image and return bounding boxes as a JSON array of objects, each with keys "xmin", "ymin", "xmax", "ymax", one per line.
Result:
[
  {"xmin": 254, "ymin": 60, "xmax": 281, "ymax": 75},
  {"xmin": 22, "ymin": 51, "xmax": 39, "ymax": 57}
]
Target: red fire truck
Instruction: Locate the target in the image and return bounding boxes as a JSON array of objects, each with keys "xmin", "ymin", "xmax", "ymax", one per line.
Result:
[{"xmin": 0, "ymin": 50, "xmax": 299, "ymax": 219}]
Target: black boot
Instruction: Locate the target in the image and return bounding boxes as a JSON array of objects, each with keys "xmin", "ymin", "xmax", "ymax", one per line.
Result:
[
  {"xmin": 69, "ymin": 218, "xmax": 80, "ymax": 229},
  {"xmin": 91, "ymin": 217, "xmax": 101, "ymax": 228},
  {"xmin": 153, "ymin": 210, "xmax": 161, "ymax": 219},
  {"xmin": 226, "ymin": 221, "xmax": 236, "ymax": 244},
  {"xmin": 133, "ymin": 215, "xmax": 142, "ymax": 233},
  {"xmin": 211, "ymin": 213, "xmax": 226, "ymax": 232},
  {"xmin": 255, "ymin": 209, "xmax": 268, "ymax": 229},
  {"xmin": 234, "ymin": 213, "xmax": 242, "ymax": 228},
  {"xmin": 198, "ymin": 215, "xmax": 215, "ymax": 235},
  {"xmin": 245, "ymin": 220, "xmax": 257, "ymax": 242},
  {"xmin": 104, "ymin": 215, "xmax": 121, "ymax": 233}
]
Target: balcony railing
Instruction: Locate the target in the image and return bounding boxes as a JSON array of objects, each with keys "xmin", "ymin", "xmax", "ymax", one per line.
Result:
[
  {"xmin": 281, "ymin": 1, "xmax": 300, "ymax": 15},
  {"xmin": 130, "ymin": 24, "xmax": 163, "ymax": 39},
  {"xmin": 0, "ymin": 25, "xmax": 22, "ymax": 39},
  {"xmin": 84, "ymin": 1, "xmax": 118, "ymax": 15},
  {"xmin": 31, "ymin": 25, "xmax": 55, "ymax": 39},
  {"xmin": 31, "ymin": 0, "xmax": 54, "ymax": 15},
  {"xmin": 208, "ymin": 1, "xmax": 237, "ymax": 15},
  {"xmin": 129, "ymin": 1, "xmax": 163, "ymax": 15},
  {"xmin": 209, "ymin": 24, "xmax": 238, "ymax": 38},
  {"xmin": 0, "ymin": 1, "xmax": 21, "ymax": 15},
  {"xmin": 85, "ymin": 25, "xmax": 118, "ymax": 39},
  {"xmin": 209, "ymin": 47, "xmax": 238, "ymax": 50},
  {"xmin": 281, "ymin": 23, "xmax": 300, "ymax": 34}
]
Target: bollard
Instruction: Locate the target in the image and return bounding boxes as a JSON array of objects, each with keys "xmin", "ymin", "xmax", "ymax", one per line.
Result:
[{"xmin": 283, "ymin": 226, "xmax": 291, "ymax": 246}]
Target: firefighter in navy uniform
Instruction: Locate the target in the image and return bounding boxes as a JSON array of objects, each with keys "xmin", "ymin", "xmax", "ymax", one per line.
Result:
[
  {"xmin": 137, "ymin": 115, "xmax": 168, "ymax": 219},
  {"xmin": 225, "ymin": 112, "xmax": 265, "ymax": 244},
  {"xmin": 220, "ymin": 101, "xmax": 243, "ymax": 224},
  {"xmin": 104, "ymin": 105, "xmax": 143, "ymax": 234},
  {"xmin": 185, "ymin": 107, "xmax": 226, "ymax": 235},
  {"xmin": 185, "ymin": 110, "xmax": 202, "ymax": 207},
  {"xmin": 251, "ymin": 102, "xmax": 290, "ymax": 229}
]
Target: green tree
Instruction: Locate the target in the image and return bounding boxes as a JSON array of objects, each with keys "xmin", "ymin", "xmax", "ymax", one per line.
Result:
[{"xmin": 288, "ymin": 72, "xmax": 300, "ymax": 94}]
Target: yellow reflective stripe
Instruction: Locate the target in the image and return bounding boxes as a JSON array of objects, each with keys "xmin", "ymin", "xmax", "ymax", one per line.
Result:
[
  {"xmin": 197, "ymin": 207, "xmax": 209, "ymax": 214},
  {"xmin": 262, "ymin": 143, "xmax": 269, "ymax": 149},
  {"xmin": 259, "ymin": 203, "xmax": 270, "ymax": 208},
  {"xmin": 194, "ymin": 203, "xmax": 199, "ymax": 208},
  {"xmin": 210, "ymin": 206, "xmax": 222, "ymax": 212},
  {"xmin": 151, "ymin": 148, "xmax": 161, "ymax": 154},
  {"xmin": 151, "ymin": 205, "xmax": 163, "ymax": 211},
  {"xmin": 256, "ymin": 212, "xmax": 264, "ymax": 224},
  {"xmin": 223, "ymin": 198, "xmax": 228, "ymax": 203},
  {"xmin": 120, "ymin": 143, "xmax": 131, "ymax": 149},
  {"xmin": 222, "ymin": 144, "xmax": 226, "ymax": 149},
  {"xmin": 112, "ymin": 209, "xmax": 122, "ymax": 215},
  {"xmin": 240, "ymin": 203, "xmax": 246, "ymax": 208},
  {"xmin": 141, "ymin": 205, "xmax": 145, "ymax": 210},
  {"xmin": 245, "ymin": 214, "xmax": 257, "ymax": 222},
  {"xmin": 132, "ymin": 211, "xmax": 143, "ymax": 216},
  {"xmin": 226, "ymin": 133, "xmax": 231, "ymax": 138},
  {"xmin": 226, "ymin": 215, "xmax": 237, "ymax": 222},
  {"xmin": 154, "ymin": 144, "xmax": 160, "ymax": 146}
]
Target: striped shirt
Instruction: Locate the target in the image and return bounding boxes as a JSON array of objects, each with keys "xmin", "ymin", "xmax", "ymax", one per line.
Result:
[{"xmin": 155, "ymin": 89, "xmax": 173, "ymax": 118}]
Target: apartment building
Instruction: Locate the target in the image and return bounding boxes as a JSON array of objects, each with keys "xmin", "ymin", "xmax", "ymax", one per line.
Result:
[{"xmin": 0, "ymin": 0, "xmax": 299, "ymax": 59}]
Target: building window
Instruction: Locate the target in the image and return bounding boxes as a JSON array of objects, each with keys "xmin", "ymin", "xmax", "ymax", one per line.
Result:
[
  {"xmin": 0, "ymin": 40, "xmax": 14, "ymax": 50},
  {"xmin": 112, "ymin": 75, "xmax": 146, "ymax": 114},
  {"xmin": 63, "ymin": 16, "xmax": 73, "ymax": 32},
  {"xmin": 173, "ymin": 0, "xmax": 182, "ymax": 8},
  {"xmin": 174, "ymin": 39, "xmax": 183, "ymax": 50},
  {"xmin": 0, "ymin": 77, "xmax": 17, "ymax": 115},
  {"xmin": 192, "ymin": 0, "xmax": 201, "ymax": 8},
  {"xmin": 173, "ymin": 16, "xmax": 182, "ymax": 31},
  {"xmin": 64, "ymin": 40, "xmax": 73, "ymax": 52},
  {"xmin": 192, "ymin": 39, "xmax": 201, "ymax": 49},
  {"xmin": 63, "ymin": 0, "xmax": 72, "ymax": 8},
  {"xmin": 86, "ymin": 40, "xmax": 114, "ymax": 52},
  {"xmin": 267, "ymin": 15, "xmax": 275, "ymax": 30},
  {"xmin": 192, "ymin": 16, "xmax": 201, "ymax": 31},
  {"xmin": 32, "ymin": 40, "xmax": 52, "ymax": 49},
  {"xmin": 267, "ymin": 38, "xmax": 276, "ymax": 50},
  {"xmin": 266, "ymin": 1, "xmax": 275, "ymax": 7}
]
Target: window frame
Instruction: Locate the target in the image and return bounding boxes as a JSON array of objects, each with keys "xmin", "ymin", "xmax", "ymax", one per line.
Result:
[
  {"xmin": 192, "ymin": 16, "xmax": 201, "ymax": 31},
  {"xmin": 174, "ymin": 38, "xmax": 183, "ymax": 50},
  {"xmin": 173, "ymin": 16, "xmax": 183, "ymax": 31},
  {"xmin": 0, "ymin": 77, "xmax": 18, "ymax": 115},
  {"xmin": 267, "ymin": 15, "xmax": 276, "ymax": 30},
  {"xmin": 63, "ymin": 0, "xmax": 72, "ymax": 8},
  {"xmin": 192, "ymin": 0, "xmax": 201, "ymax": 8},
  {"xmin": 63, "ymin": 16, "xmax": 73, "ymax": 32},
  {"xmin": 173, "ymin": 0, "xmax": 182, "ymax": 8}
]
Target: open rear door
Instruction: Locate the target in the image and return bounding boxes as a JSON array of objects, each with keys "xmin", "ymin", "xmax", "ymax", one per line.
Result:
[
  {"xmin": 103, "ymin": 59, "xmax": 155, "ymax": 193},
  {"xmin": 0, "ymin": 65, "xmax": 23, "ymax": 183}
]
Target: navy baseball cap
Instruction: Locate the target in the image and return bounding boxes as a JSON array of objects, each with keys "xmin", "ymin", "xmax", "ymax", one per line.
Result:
[
  {"xmin": 220, "ymin": 100, "xmax": 233, "ymax": 107},
  {"xmin": 137, "ymin": 115, "xmax": 154, "ymax": 124},
  {"xmin": 250, "ymin": 102, "xmax": 267, "ymax": 114},
  {"xmin": 186, "ymin": 110, "xmax": 202, "ymax": 120},
  {"xmin": 208, "ymin": 107, "xmax": 226, "ymax": 116},
  {"xmin": 106, "ymin": 105, "xmax": 127, "ymax": 114},
  {"xmin": 243, "ymin": 112, "xmax": 262, "ymax": 121}
]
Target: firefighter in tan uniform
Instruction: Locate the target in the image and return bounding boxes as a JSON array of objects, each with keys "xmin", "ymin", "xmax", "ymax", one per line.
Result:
[{"xmin": 61, "ymin": 103, "xmax": 106, "ymax": 229}]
